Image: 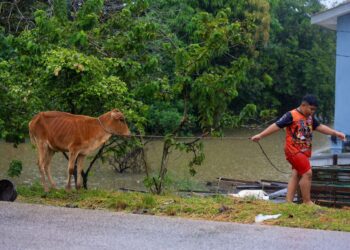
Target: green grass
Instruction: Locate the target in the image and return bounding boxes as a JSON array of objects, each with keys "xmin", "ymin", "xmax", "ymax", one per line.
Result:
[{"xmin": 16, "ymin": 182, "xmax": 350, "ymax": 232}]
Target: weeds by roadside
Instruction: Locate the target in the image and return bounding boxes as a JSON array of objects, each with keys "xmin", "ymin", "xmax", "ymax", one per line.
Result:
[{"xmin": 16, "ymin": 182, "xmax": 350, "ymax": 232}]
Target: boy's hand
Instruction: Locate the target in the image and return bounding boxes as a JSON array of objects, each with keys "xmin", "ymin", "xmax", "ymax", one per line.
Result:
[
  {"xmin": 250, "ymin": 134, "xmax": 262, "ymax": 142},
  {"xmin": 335, "ymin": 131, "xmax": 346, "ymax": 141}
]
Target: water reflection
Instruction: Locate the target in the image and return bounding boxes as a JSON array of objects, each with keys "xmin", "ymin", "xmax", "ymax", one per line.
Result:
[{"xmin": 0, "ymin": 128, "xmax": 329, "ymax": 191}]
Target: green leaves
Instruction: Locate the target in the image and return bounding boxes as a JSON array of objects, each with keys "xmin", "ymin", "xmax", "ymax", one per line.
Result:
[
  {"xmin": 53, "ymin": 0, "xmax": 68, "ymax": 23},
  {"xmin": 76, "ymin": 0, "xmax": 104, "ymax": 30},
  {"xmin": 39, "ymin": 48, "xmax": 133, "ymax": 115},
  {"xmin": 0, "ymin": 0, "xmax": 336, "ymax": 193},
  {"xmin": 8, "ymin": 160, "xmax": 23, "ymax": 178},
  {"xmin": 0, "ymin": 2, "xmax": 335, "ymax": 146}
]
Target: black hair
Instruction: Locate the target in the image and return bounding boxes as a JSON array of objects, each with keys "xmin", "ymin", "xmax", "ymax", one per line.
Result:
[{"xmin": 302, "ymin": 94, "xmax": 318, "ymax": 107}]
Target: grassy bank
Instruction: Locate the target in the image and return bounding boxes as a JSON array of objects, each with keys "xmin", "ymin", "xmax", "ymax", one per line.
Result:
[{"xmin": 16, "ymin": 183, "xmax": 350, "ymax": 232}]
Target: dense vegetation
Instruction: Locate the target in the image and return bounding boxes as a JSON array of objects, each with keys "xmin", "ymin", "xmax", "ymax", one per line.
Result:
[
  {"xmin": 0, "ymin": 0, "xmax": 336, "ymax": 142},
  {"xmin": 0, "ymin": 0, "xmax": 338, "ymax": 192}
]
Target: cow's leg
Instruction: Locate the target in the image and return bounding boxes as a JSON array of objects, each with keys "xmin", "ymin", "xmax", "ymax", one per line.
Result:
[
  {"xmin": 66, "ymin": 151, "xmax": 78, "ymax": 191},
  {"xmin": 37, "ymin": 142, "xmax": 49, "ymax": 192},
  {"xmin": 44, "ymin": 149, "xmax": 56, "ymax": 189},
  {"xmin": 76, "ymin": 155, "xmax": 85, "ymax": 190}
]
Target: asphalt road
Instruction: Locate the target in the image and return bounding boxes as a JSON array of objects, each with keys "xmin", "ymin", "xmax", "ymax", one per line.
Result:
[{"xmin": 0, "ymin": 201, "xmax": 349, "ymax": 250}]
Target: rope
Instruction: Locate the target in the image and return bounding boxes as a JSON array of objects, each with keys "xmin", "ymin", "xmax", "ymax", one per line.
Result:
[
  {"xmin": 256, "ymin": 141, "xmax": 290, "ymax": 174},
  {"xmin": 119, "ymin": 134, "xmax": 289, "ymax": 175},
  {"xmin": 97, "ymin": 117, "xmax": 114, "ymax": 134},
  {"xmin": 128, "ymin": 134, "xmax": 249, "ymax": 140}
]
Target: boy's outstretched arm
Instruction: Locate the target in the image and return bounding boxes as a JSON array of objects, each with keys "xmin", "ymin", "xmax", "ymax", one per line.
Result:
[
  {"xmin": 250, "ymin": 123, "xmax": 281, "ymax": 142},
  {"xmin": 315, "ymin": 124, "xmax": 346, "ymax": 141}
]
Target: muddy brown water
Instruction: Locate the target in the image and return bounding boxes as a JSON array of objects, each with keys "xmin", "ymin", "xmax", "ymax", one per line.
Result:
[{"xmin": 0, "ymin": 129, "xmax": 329, "ymax": 192}]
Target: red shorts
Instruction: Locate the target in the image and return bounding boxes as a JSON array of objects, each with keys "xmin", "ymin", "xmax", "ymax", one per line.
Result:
[{"xmin": 286, "ymin": 152, "xmax": 311, "ymax": 175}]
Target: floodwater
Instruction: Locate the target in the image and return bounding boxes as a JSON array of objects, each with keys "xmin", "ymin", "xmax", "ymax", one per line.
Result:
[{"xmin": 0, "ymin": 128, "xmax": 329, "ymax": 192}]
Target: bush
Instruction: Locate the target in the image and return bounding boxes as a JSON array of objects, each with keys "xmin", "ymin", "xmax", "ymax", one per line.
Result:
[{"xmin": 8, "ymin": 160, "xmax": 23, "ymax": 178}]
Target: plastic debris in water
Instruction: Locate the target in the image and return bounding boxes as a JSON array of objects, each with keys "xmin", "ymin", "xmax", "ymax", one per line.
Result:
[
  {"xmin": 268, "ymin": 188, "xmax": 287, "ymax": 199},
  {"xmin": 255, "ymin": 213, "xmax": 282, "ymax": 223}
]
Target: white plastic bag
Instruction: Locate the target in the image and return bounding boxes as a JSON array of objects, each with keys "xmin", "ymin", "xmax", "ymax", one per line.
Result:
[
  {"xmin": 229, "ymin": 190, "xmax": 269, "ymax": 200},
  {"xmin": 255, "ymin": 213, "xmax": 282, "ymax": 223}
]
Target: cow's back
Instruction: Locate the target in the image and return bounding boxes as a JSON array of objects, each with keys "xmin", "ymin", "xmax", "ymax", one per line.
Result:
[{"xmin": 29, "ymin": 111, "xmax": 97, "ymax": 152}]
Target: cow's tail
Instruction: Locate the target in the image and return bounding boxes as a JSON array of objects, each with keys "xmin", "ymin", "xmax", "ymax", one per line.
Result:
[
  {"xmin": 28, "ymin": 122, "xmax": 36, "ymax": 146},
  {"xmin": 28, "ymin": 114, "xmax": 39, "ymax": 146},
  {"xmin": 29, "ymin": 132, "xmax": 36, "ymax": 147}
]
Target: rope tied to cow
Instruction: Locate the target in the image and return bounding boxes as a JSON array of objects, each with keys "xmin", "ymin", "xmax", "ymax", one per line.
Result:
[
  {"xmin": 120, "ymin": 134, "xmax": 290, "ymax": 175},
  {"xmin": 126, "ymin": 134, "xmax": 250, "ymax": 140},
  {"xmin": 97, "ymin": 117, "xmax": 114, "ymax": 134}
]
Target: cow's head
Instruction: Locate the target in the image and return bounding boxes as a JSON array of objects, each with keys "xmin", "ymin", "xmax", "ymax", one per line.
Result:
[{"xmin": 108, "ymin": 109, "xmax": 130, "ymax": 136}]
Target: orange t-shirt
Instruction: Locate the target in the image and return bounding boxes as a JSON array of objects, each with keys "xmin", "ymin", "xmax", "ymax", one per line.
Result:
[{"xmin": 275, "ymin": 109, "xmax": 320, "ymax": 158}]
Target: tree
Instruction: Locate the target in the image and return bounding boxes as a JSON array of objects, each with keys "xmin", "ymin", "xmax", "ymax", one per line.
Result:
[
  {"xmin": 232, "ymin": 0, "xmax": 335, "ymax": 122},
  {"xmin": 0, "ymin": 0, "xmax": 337, "ymax": 193}
]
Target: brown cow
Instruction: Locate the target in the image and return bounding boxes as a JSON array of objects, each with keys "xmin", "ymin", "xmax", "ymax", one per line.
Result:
[{"xmin": 28, "ymin": 109, "xmax": 130, "ymax": 192}]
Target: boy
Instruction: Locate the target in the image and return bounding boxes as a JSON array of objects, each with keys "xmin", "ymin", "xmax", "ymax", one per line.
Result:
[{"xmin": 250, "ymin": 95, "xmax": 346, "ymax": 205}]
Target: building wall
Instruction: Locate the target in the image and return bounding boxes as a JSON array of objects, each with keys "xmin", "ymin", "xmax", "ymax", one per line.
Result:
[{"xmin": 334, "ymin": 13, "xmax": 350, "ymax": 135}]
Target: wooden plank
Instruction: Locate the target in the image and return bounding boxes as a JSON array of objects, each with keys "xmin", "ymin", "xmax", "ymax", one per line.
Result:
[
  {"xmin": 313, "ymin": 166, "xmax": 350, "ymax": 172},
  {"xmin": 308, "ymin": 165, "xmax": 350, "ymax": 206},
  {"xmin": 314, "ymin": 200, "xmax": 350, "ymax": 207},
  {"xmin": 216, "ymin": 177, "xmax": 259, "ymax": 184},
  {"xmin": 310, "ymin": 153, "xmax": 350, "ymax": 167},
  {"xmin": 260, "ymin": 179, "xmax": 288, "ymax": 187}
]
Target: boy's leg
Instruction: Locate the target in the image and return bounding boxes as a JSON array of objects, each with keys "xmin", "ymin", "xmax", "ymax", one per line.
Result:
[
  {"xmin": 299, "ymin": 169, "xmax": 313, "ymax": 205},
  {"xmin": 286, "ymin": 153, "xmax": 313, "ymax": 204},
  {"xmin": 286, "ymin": 169, "xmax": 300, "ymax": 202}
]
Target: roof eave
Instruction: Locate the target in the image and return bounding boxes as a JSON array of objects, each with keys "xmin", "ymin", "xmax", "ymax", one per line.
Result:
[{"xmin": 311, "ymin": 2, "xmax": 350, "ymax": 30}]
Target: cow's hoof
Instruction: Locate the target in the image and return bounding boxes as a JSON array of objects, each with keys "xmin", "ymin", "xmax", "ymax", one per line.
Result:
[{"xmin": 65, "ymin": 186, "xmax": 71, "ymax": 192}]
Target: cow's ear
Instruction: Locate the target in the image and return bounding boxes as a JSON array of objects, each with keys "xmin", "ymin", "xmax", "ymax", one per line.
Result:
[{"xmin": 111, "ymin": 110, "xmax": 123, "ymax": 120}]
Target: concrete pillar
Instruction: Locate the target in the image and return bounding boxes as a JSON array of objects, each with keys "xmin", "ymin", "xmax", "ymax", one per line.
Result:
[{"xmin": 331, "ymin": 13, "xmax": 350, "ymax": 154}]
